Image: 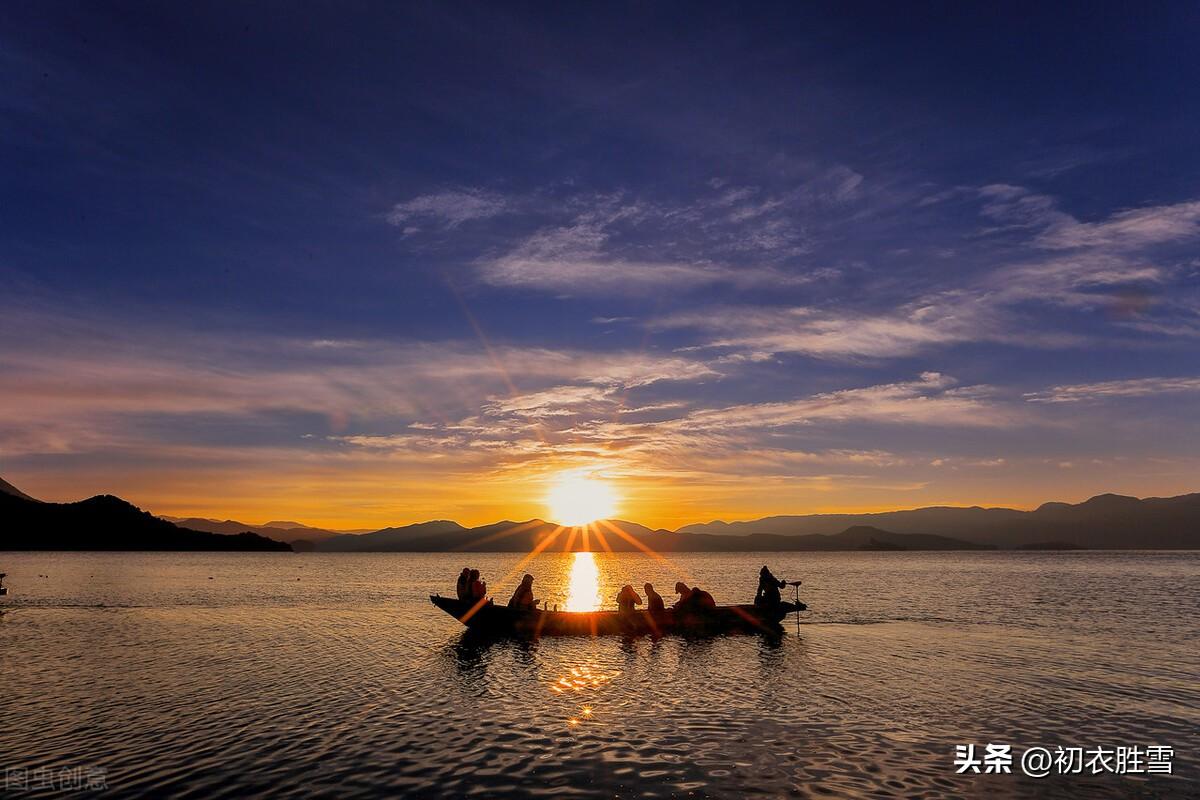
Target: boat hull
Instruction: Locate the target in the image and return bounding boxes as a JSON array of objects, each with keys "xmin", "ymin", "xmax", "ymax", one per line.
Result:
[{"xmin": 430, "ymin": 594, "xmax": 804, "ymax": 637}]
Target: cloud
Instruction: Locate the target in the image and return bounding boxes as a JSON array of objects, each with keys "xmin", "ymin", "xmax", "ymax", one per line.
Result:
[
  {"xmin": 658, "ymin": 306, "xmax": 975, "ymax": 359},
  {"xmin": 383, "ymin": 174, "xmax": 865, "ymax": 295},
  {"xmin": 978, "ymin": 185, "xmax": 1200, "ymax": 251},
  {"xmin": 477, "ymin": 198, "xmax": 808, "ymax": 294},
  {"xmin": 481, "ymin": 253, "xmax": 798, "ymax": 294},
  {"xmin": 662, "ymin": 372, "xmax": 1013, "ymax": 431},
  {"xmin": 387, "ymin": 188, "xmax": 511, "ymax": 232},
  {"xmin": 1037, "ymin": 201, "xmax": 1200, "ymax": 250},
  {"xmin": 654, "ymin": 187, "xmax": 1200, "ymax": 361},
  {"xmin": 0, "ymin": 308, "xmax": 719, "ymax": 457},
  {"xmin": 1025, "ymin": 376, "xmax": 1200, "ymax": 403}
]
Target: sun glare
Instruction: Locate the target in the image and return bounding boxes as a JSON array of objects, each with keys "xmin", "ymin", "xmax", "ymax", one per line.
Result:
[{"xmin": 546, "ymin": 472, "xmax": 618, "ymax": 526}]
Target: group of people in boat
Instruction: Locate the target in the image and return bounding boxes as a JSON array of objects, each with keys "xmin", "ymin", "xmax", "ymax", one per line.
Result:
[
  {"xmin": 454, "ymin": 568, "xmax": 489, "ymax": 604},
  {"xmin": 452, "ymin": 564, "xmax": 792, "ymax": 614},
  {"xmin": 613, "ymin": 581, "xmax": 716, "ymax": 615}
]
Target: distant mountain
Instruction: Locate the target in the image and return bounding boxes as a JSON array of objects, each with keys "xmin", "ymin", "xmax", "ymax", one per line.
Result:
[
  {"xmin": 318, "ymin": 520, "xmax": 469, "ymax": 551},
  {"xmin": 1, "ymin": 487, "xmax": 291, "ymax": 552},
  {"xmin": 679, "ymin": 506, "xmax": 1026, "ymax": 538},
  {"xmin": 310, "ymin": 519, "xmax": 986, "ymax": 553},
  {"xmin": 160, "ymin": 516, "xmax": 345, "ymax": 545},
  {"xmin": 679, "ymin": 493, "xmax": 1200, "ymax": 550}
]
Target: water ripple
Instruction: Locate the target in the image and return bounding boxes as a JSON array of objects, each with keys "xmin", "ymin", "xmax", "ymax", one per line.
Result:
[{"xmin": 0, "ymin": 551, "xmax": 1196, "ymax": 798}]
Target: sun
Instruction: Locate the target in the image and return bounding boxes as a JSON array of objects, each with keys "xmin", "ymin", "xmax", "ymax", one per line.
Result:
[{"xmin": 545, "ymin": 472, "xmax": 619, "ymax": 526}]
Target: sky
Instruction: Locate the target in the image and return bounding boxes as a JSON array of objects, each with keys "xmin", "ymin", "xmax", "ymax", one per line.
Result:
[{"xmin": 2, "ymin": 2, "xmax": 1199, "ymax": 529}]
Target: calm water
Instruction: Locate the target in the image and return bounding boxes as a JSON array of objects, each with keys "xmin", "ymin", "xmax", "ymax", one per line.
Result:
[{"xmin": 0, "ymin": 551, "xmax": 1197, "ymax": 799}]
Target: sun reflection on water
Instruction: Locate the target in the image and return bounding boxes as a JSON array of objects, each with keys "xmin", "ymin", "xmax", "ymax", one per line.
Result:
[
  {"xmin": 550, "ymin": 664, "xmax": 620, "ymax": 693},
  {"xmin": 563, "ymin": 550, "xmax": 602, "ymax": 612}
]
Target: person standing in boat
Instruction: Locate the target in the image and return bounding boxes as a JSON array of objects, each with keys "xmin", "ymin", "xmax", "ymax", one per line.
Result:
[
  {"xmin": 643, "ymin": 583, "xmax": 665, "ymax": 615},
  {"xmin": 616, "ymin": 584, "xmax": 642, "ymax": 614},
  {"xmin": 455, "ymin": 567, "xmax": 472, "ymax": 602},
  {"xmin": 754, "ymin": 565, "xmax": 786, "ymax": 608},
  {"xmin": 507, "ymin": 574, "xmax": 538, "ymax": 610}
]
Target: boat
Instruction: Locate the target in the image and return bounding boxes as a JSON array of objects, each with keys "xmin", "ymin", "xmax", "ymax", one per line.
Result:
[
  {"xmin": 430, "ymin": 594, "xmax": 805, "ymax": 637},
  {"xmin": 0, "ymin": 572, "xmax": 6, "ymax": 597}
]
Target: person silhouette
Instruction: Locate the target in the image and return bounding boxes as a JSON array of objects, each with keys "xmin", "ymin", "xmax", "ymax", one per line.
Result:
[
  {"xmin": 755, "ymin": 565, "xmax": 786, "ymax": 607},
  {"xmin": 616, "ymin": 584, "xmax": 642, "ymax": 614},
  {"xmin": 507, "ymin": 573, "xmax": 538, "ymax": 610},
  {"xmin": 455, "ymin": 567, "xmax": 472, "ymax": 602},
  {"xmin": 673, "ymin": 581, "xmax": 693, "ymax": 609},
  {"xmin": 469, "ymin": 569, "xmax": 487, "ymax": 603},
  {"xmin": 690, "ymin": 586, "xmax": 716, "ymax": 609},
  {"xmin": 643, "ymin": 582, "xmax": 665, "ymax": 614}
]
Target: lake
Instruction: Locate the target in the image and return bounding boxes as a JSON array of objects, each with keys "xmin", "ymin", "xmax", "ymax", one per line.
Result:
[{"xmin": 0, "ymin": 551, "xmax": 1196, "ymax": 798}]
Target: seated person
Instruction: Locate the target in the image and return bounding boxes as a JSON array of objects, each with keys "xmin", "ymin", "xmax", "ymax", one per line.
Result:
[
  {"xmin": 455, "ymin": 567, "xmax": 472, "ymax": 602},
  {"xmin": 507, "ymin": 573, "xmax": 538, "ymax": 610},
  {"xmin": 673, "ymin": 581, "xmax": 693, "ymax": 609},
  {"xmin": 469, "ymin": 569, "xmax": 488, "ymax": 603},
  {"xmin": 754, "ymin": 565, "xmax": 786, "ymax": 607},
  {"xmin": 643, "ymin": 582, "xmax": 665, "ymax": 614},
  {"xmin": 691, "ymin": 586, "xmax": 716, "ymax": 610},
  {"xmin": 616, "ymin": 584, "xmax": 642, "ymax": 614}
]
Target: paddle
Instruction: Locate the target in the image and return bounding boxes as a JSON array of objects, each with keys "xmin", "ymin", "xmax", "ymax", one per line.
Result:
[{"xmin": 786, "ymin": 580, "xmax": 802, "ymax": 635}]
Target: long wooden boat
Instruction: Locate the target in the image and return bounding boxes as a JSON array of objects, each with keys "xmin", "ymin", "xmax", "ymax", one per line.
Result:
[{"xmin": 430, "ymin": 594, "xmax": 805, "ymax": 637}]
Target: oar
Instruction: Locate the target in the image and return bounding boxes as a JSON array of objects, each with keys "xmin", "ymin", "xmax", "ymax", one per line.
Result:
[{"xmin": 786, "ymin": 580, "xmax": 802, "ymax": 635}]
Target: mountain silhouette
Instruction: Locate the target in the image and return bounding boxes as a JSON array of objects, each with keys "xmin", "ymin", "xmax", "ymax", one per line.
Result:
[
  {"xmin": 1, "ymin": 479, "xmax": 291, "ymax": 552},
  {"xmin": 318, "ymin": 520, "xmax": 468, "ymax": 551},
  {"xmin": 306, "ymin": 518, "xmax": 987, "ymax": 553},
  {"xmin": 159, "ymin": 516, "xmax": 345, "ymax": 546},
  {"xmin": 679, "ymin": 493, "xmax": 1200, "ymax": 549},
  {"xmin": 0, "ymin": 476, "xmax": 38, "ymax": 502},
  {"xmin": 3, "ymin": 474, "xmax": 1198, "ymax": 551}
]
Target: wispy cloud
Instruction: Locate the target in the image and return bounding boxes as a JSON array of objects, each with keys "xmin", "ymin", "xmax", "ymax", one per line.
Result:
[
  {"xmin": 386, "ymin": 187, "xmax": 512, "ymax": 233},
  {"xmin": 386, "ymin": 174, "xmax": 866, "ymax": 295},
  {"xmin": 1025, "ymin": 376, "xmax": 1200, "ymax": 403},
  {"xmin": 657, "ymin": 186, "xmax": 1198, "ymax": 361},
  {"xmin": 658, "ymin": 306, "xmax": 976, "ymax": 360},
  {"xmin": 979, "ymin": 184, "xmax": 1200, "ymax": 251},
  {"xmin": 474, "ymin": 190, "xmax": 815, "ymax": 294},
  {"xmin": 1038, "ymin": 201, "xmax": 1200, "ymax": 250}
]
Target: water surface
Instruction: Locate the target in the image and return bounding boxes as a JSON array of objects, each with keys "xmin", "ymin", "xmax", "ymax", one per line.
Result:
[{"xmin": 1, "ymin": 551, "xmax": 1196, "ymax": 798}]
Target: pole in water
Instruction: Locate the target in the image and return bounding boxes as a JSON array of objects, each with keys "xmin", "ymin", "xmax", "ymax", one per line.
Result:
[{"xmin": 787, "ymin": 580, "xmax": 802, "ymax": 635}]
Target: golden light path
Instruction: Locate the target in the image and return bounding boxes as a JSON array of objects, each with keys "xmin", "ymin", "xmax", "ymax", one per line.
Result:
[{"xmin": 563, "ymin": 551, "xmax": 603, "ymax": 612}]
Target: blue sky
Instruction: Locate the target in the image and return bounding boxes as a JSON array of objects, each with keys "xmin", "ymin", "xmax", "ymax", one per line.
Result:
[{"xmin": 3, "ymin": 2, "xmax": 1199, "ymax": 527}]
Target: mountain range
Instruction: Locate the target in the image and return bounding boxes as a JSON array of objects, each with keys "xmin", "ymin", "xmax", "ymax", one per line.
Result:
[
  {"xmin": 677, "ymin": 493, "xmax": 1200, "ymax": 549},
  {"xmin": 2, "ymin": 475, "xmax": 1198, "ymax": 552},
  {"xmin": 0, "ymin": 480, "xmax": 290, "ymax": 552}
]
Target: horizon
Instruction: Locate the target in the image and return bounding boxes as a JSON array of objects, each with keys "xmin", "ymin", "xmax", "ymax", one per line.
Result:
[
  {"xmin": 6, "ymin": 472, "xmax": 1191, "ymax": 533},
  {"xmin": 4, "ymin": 4, "xmax": 1200, "ymax": 531}
]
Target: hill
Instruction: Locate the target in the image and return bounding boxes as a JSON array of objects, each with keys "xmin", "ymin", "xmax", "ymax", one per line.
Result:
[
  {"xmin": 159, "ymin": 516, "xmax": 345, "ymax": 545},
  {"xmin": 318, "ymin": 520, "xmax": 469, "ymax": 551},
  {"xmin": 0, "ymin": 477, "xmax": 38, "ymax": 502},
  {"xmin": 310, "ymin": 519, "xmax": 985, "ymax": 553},
  {"xmin": 1, "ymin": 486, "xmax": 291, "ymax": 552},
  {"xmin": 679, "ymin": 493, "xmax": 1200, "ymax": 550}
]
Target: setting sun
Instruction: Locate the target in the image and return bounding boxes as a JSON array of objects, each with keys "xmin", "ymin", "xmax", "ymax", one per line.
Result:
[{"xmin": 545, "ymin": 472, "xmax": 619, "ymax": 526}]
